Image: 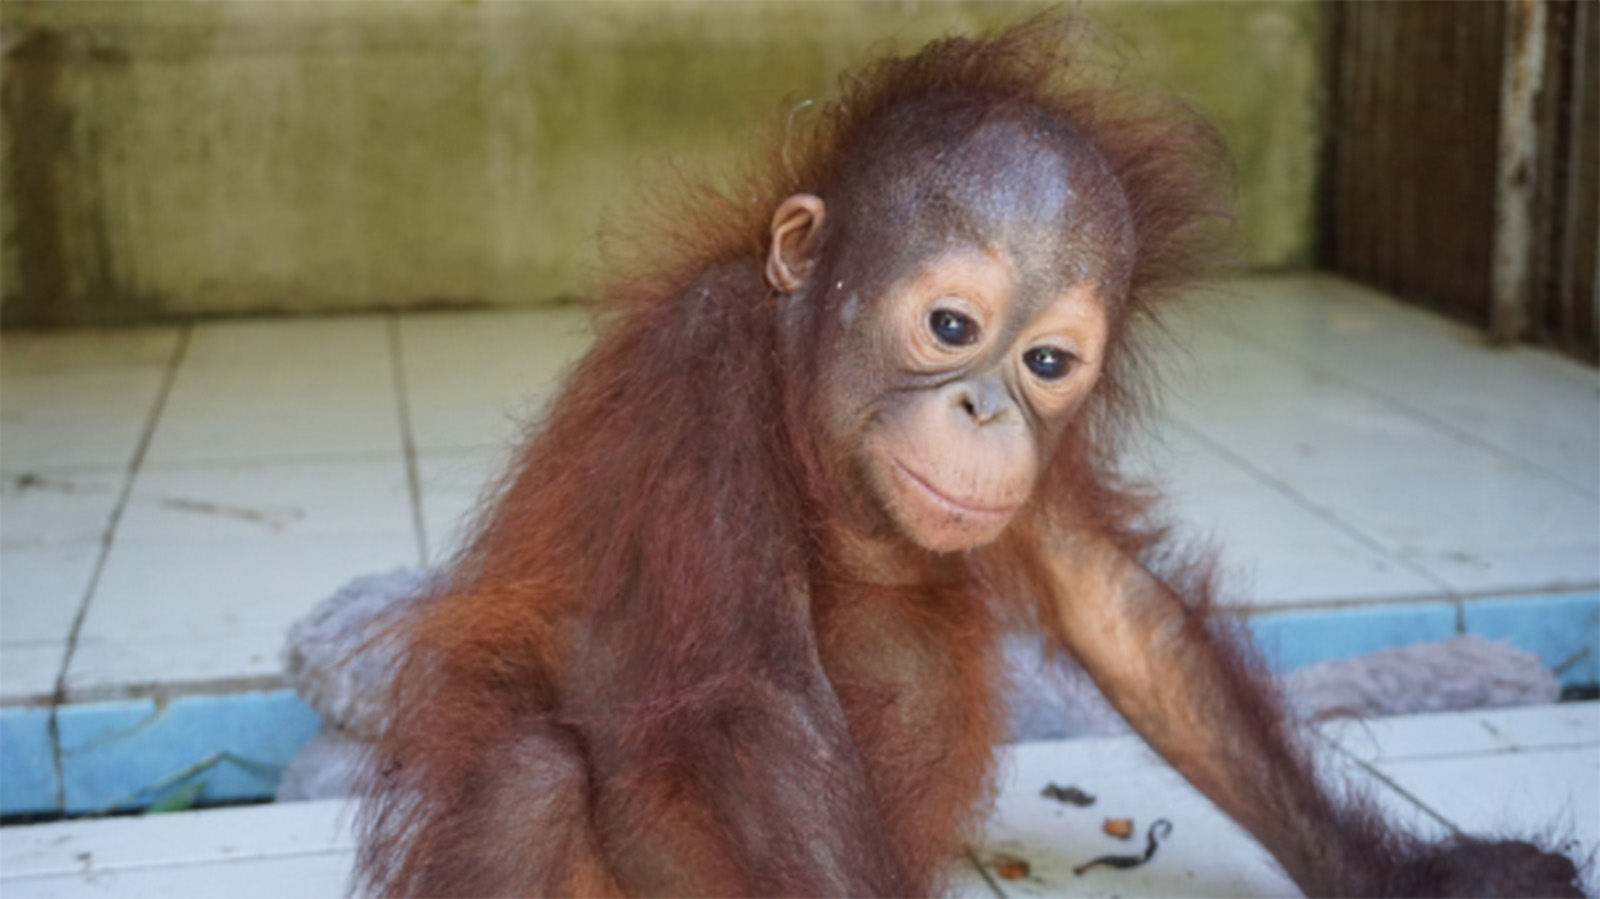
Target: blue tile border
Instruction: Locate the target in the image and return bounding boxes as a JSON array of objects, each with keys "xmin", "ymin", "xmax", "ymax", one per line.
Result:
[
  {"xmin": 0, "ymin": 689, "xmax": 324, "ymax": 818},
  {"xmin": 1460, "ymin": 590, "xmax": 1599, "ymax": 686},
  {"xmin": 56, "ymin": 689, "xmax": 322, "ymax": 814},
  {"xmin": 0, "ymin": 705, "xmax": 60, "ymax": 815},
  {"xmin": 1244, "ymin": 591, "xmax": 1600, "ymax": 686},
  {"xmin": 1246, "ymin": 599, "xmax": 1460, "ymax": 671},
  {"xmin": 2, "ymin": 592, "xmax": 1596, "ymax": 817}
]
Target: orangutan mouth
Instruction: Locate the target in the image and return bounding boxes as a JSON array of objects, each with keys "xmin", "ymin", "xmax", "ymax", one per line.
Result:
[{"xmin": 890, "ymin": 458, "xmax": 1019, "ymax": 521}]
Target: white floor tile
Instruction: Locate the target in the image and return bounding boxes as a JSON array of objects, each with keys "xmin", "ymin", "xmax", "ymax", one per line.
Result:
[
  {"xmin": 1214, "ymin": 275, "xmax": 1600, "ymax": 496},
  {"xmin": 399, "ymin": 306, "xmax": 592, "ymax": 452},
  {"xmin": 0, "ymin": 797, "xmax": 353, "ymax": 876},
  {"xmin": 1481, "ymin": 701, "xmax": 1600, "ymax": 750},
  {"xmin": 1321, "ymin": 703, "xmax": 1599, "ymax": 894},
  {"xmin": 947, "ymin": 860, "xmax": 1004, "ymax": 898},
  {"xmin": 143, "ymin": 318, "xmax": 400, "ymax": 466},
  {"xmin": 143, "ymin": 377, "xmax": 403, "ymax": 467},
  {"xmin": 0, "ymin": 644, "xmax": 67, "ymax": 705},
  {"xmin": 1370, "ymin": 746, "xmax": 1600, "ymax": 896},
  {"xmin": 0, "ymin": 853, "xmax": 355, "ymax": 899},
  {"xmin": 0, "ymin": 797, "xmax": 353, "ymax": 899},
  {"xmin": 176, "ymin": 317, "xmax": 387, "ymax": 374},
  {"xmin": 1, "ymin": 469, "xmax": 124, "ymax": 547},
  {"xmin": 70, "ymin": 531, "xmax": 417, "ymax": 695},
  {"xmin": 976, "ymin": 737, "xmax": 1299, "ymax": 897},
  {"xmin": 1168, "ymin": 339, "xmax": 1599, "ymax": 597},
  {"xmin": 1325, "ymin": 702, "xmax": 1600, "ymax": 764},
  {"xmin": 118, "ymin": 458, "xmax": 414, "ymax": 542},
  {"xmin": 1134, "ymin": 426, "xmax": 1441, "ymax": 606},
  {"xmin": 82, "ymin": 532, "xmax": 416, "ymax": 644},
  {"xmin": 0, "ymin": 544, "xmax": 99, "ymax": 644},
  {"xmin": 65, "ymin": 631, "xmax": 293, "ymax": 696},
  {"xmin": 415, "ymin": 447, "xmax": 513, "ymax": 563},
  {"xmin": 0, "ymin": 369, "xmax": 170, "ymax": 471}
]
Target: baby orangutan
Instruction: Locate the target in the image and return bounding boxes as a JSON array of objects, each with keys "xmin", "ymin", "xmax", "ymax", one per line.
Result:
[{"xmin": 356, "ymin": 18, "xmax": 1585, "ymax": 898}]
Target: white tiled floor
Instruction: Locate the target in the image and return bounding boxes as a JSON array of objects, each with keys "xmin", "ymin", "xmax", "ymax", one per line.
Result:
[
  {"xmin": 0, "ymin": 274, "xmax": 1596, "ymax": 704},
  {"xmin": 2, "ymin": 702, "xmax": 1594, "ymax": 898},
  {"xmin": 397, "ymin": 305, "xmax": 591, "ymax": 452},
  {"xmin": 1156, "ymin": 279, "xmax": 1599, "ymax": 600}
]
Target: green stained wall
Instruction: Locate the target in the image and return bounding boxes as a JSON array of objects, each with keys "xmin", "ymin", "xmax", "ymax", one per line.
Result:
[{"xmin": 1, "ymin": 1, "xmax": 1323, "ymax": 327}]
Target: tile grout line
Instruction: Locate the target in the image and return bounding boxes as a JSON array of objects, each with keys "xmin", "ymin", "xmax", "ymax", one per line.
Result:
[
  {"xmin": 0, "ymin": 844, "xmax": 359, "ymax": 883},
  {"xmin": 130, "ymin": 444, "xmax": 504, "ymax": 473},
  {"xmin": 1340, "ymin": 739, "xmax": 1600, "ymax": 768},
  {"xmin": 1182, "ymin": 311, "xmax": 1586, "ymax": 635},
  {"xmin": 46, "ymin": 324, "xmax": 193, "ymax": 812},
  {"xmin": 962, "ymin": 847, "xmax": 1008, "ymax": 899},
  {"xmin": 1216, "ymin": 298, "xmax": 1598, "ymax": 500},
  {"xmin": 1314, "ymin": 728, "xmax": 1463, "ymax": 837},
  {"xmin": 1167, "ymin": 418, "xmax": 1463, "ymax": 607},
  {"xmin": 388, "ymin": 315, "xmax": 430, "ymax": 566},
  {"xmin": 1240, "ymin": 585, "xmax": 1600, "ymax": 627}
]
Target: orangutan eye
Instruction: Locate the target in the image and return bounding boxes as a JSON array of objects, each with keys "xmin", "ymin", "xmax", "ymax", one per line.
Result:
[
  {"xmin": 929, "ymin": 309, "xmax": 979, "ymax": 347},
  {"xmin": 1023, "ymin": 346, "xmax": 1073, "ymax": 380}
]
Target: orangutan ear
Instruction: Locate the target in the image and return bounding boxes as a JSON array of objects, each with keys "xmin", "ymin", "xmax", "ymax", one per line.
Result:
[{"xmin": 766, "ymin": 194, "xmax": 826, "ymax": 293}]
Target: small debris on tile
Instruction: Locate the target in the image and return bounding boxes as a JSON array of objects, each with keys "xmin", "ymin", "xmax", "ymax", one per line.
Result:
[
  {"xmin": 1074, "ymin": 819, "xmax": 1173, "ymax": 876},
  {"xmin": 159, "ymin": 497, "xmax": 305, "ymax": 530},
  {"xmin": 1102, "ymin": 817, "xmax": 1134, "ymax": 839},
  {"xmin": 1041, "ymin": 782, "xmax": 1096, "ymax": 806},
  {"xmin": 12, "ymin": 472, "xmax": 77, "ymax": 493},
  {"xmin": 990, "ymin": 852, "xmax": 1031, "ymax": 880}
]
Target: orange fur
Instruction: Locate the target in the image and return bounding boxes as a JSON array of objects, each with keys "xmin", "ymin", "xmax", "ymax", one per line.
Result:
[
  {"xmin": 355, "ymin": 18, "xmax": 1228, "ymax": 897},
  {"xmin": 354, "ymin": 16, "xmax": 1583, "ymax": 899}
]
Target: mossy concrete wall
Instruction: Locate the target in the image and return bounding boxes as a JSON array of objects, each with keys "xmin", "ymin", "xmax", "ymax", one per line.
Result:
[{"xmin": 1, "ymin": 1, "xmax": 1323, "ymax": 327}]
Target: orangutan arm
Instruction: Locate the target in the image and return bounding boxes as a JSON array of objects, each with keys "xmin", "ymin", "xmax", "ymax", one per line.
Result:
[
  {"xmin": 1037, "ymin": 530, "xmax": 1380, "ymax": 896},
  {"xmin": 1038, "ymin": 530, "xmax": 1586, "ymax": 898}
]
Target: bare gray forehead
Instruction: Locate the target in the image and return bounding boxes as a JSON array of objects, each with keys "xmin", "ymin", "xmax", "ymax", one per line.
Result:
[
  {"xmin": 936, "ymin": 119, "xmax": 1078, "ymax": 226},
  {"xmin": 908, "ymin": 121, "xmax": 1132, "ymax": 294},
  {"xmin": 824, "ymin": 103, "xmax": 1135, "ymax": 302}
]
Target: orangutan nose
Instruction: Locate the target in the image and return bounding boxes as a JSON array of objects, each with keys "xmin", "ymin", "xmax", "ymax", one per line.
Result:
[{"xmin": 953, "ymin": 378, "xmax": 1015, "ymax": 426}]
